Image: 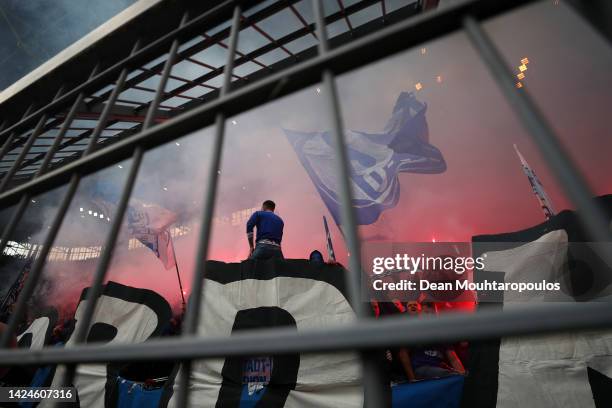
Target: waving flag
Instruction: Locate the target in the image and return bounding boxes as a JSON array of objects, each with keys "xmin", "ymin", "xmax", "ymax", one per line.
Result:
[
  {"xmin": 285, "ymin": 92, "xmax": 446, "ymax": 225},
  {"xmin": 92, "ymin": 183, "xmax": 177, "ymax": 270},
  {"xmin": 127, "ymin": 203, "xmax": 177, "ymax": 270}
]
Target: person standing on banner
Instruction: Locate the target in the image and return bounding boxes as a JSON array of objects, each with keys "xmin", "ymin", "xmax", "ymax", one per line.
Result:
[{"xmin": 246, "ymin": 200, "xmax": 284, "ymax": 260}]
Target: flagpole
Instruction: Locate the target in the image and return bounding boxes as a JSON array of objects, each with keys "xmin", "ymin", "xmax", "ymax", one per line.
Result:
[
  {"xmin": 169, "ymin": 233, "xmax": 186, "ymax": 312},
  {"xmin": 514, "ymin": 144, "xmax": 556, "ymax": 220},
  {"xmin": 326, "ymin": 214, "xmax": 356, "ymax": 267},
  {"xmin": 323, "ymin": 215, "xmax": 337, "ymax": 262}
]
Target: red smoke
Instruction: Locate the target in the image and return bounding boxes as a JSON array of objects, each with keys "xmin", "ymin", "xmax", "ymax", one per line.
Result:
[{"xmin": 28, "ymin": 2, "xmax": 612, "ymax": 318}]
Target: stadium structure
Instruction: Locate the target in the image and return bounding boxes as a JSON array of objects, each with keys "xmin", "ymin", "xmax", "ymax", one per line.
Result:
[{"xmin": 0, "ymin": 1, "xmax": 611, "ymax": 407}]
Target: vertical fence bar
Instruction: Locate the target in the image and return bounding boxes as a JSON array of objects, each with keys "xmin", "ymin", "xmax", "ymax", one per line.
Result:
[
  {"xmin": 69, "ymin": 14, "xmax": 185, "ymax": 345},
  {"xmin": 313, "ymin": 1, "xmax": 386, "ymax": 406},
  {"xmin": 0, "ymin": 115, "xmax": 48, "ymax": 192},
  {"xmin": 0, "ymin": 177, "xmax": 79, "ymax": 348},
  {"xmin": 0, "ymin": 39, "xmax": 144, "ymax": 351},
  {"xmin": 312, "ymin": 0, "xmax": 363, "ymax": 317},
  {"xmin": 0, "ymin": 66, "xmax": 99, "ymax": 301},
  {"xmin": 0, "ymin": 134, "xmax": 17, "ymax": 165},
  {"xmin": 59, "ymin": 13, "xmax": 189, "ymax": 393},
  {"xmin": 463, "ymin": 16, "xmax": 612, "ymax": 258},
  {"xmin": 0, "ymin": 99, "xmax": 66, "ymax": 307},
  {"xmin": 0, "ymin": 104, "xmax": 34, "ymax": 164},
  {"xmin": 85, "ymin": 42, "xmax": 141, "ymax": 154},
  {"xmin": 36, "ymin": 64, "xmax": 101, "ymax": 177},
  {"xmin": 0, "ymin": 195, "xmax": 30, "ymax": 260},
  {"xmin": 0, "ymin": 88, "xmax": 65, "ymax": 192},
  {"xmin": 142, "ymin": 14, "xmax": 189, "ymax": 129},
  {"xmin": 175, "ymin": 5, "xmax": 241, "ymax": 408},
  {"xmin": 4, "ymin": 4, "xmax": 599, "ymax": 408}
]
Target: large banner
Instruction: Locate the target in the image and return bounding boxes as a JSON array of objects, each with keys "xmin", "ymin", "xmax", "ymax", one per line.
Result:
[
  {"xmin": 17, "ymin": 307, "xmax": 58, "ymax": 350},
  {"xmin": 41, "ymin": 281, "xmax": 171, "ymax": 408},
  {"xmin": 462, "ymin": 195, "xmax": 612, "ymax": 408},
  {"xmin": 165, "ymin": 259, "xmax": 364, "ymax": 407}
]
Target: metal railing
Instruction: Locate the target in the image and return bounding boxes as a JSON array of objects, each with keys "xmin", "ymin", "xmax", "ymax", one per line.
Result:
[{"xmin": 0, "ymin": 0, "xmax": 611, "ymax": 407}]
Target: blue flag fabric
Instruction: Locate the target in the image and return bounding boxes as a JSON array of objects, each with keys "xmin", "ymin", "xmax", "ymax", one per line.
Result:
[
  {"xmin": 91, "ymin": 182, "xmax": 177, "ymax": 270},
  {"xmin": 285, "ymin": 92, "xmax": 446, "ymax": 225}
]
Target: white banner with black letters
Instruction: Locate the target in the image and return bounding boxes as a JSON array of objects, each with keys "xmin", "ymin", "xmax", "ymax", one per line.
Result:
[{"xmin": 165, "ymin": 259, "xmax": 363, "ymax": 408}]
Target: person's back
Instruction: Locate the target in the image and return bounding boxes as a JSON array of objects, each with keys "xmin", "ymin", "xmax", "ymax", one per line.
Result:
[
  {"xmin": 249, "ymin": 210, "xmax": 284, "ymax": 244},
  {"xmin": 246, "ymin": 200, "xmax": 284, "ymax": 260}
]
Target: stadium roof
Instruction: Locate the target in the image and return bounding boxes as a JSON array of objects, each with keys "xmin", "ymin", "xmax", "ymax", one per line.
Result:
[{"xmin": 0, "ymin": 0, "xmax": 430, "ymax": 190}]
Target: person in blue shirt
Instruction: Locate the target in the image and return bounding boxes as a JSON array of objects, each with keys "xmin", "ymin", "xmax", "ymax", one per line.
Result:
[{"xmin": 246, "ymin": 200, "xmax": 284, "ymax": 260}]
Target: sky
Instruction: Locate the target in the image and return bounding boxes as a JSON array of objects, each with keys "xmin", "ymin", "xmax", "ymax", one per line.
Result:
[
  {"xmin": 0, "ymin": 0, "xmax": 137, "ymax": 91},
  {"xmin": 3, "ymin": 0, "xmax": 612, "ymax": 318}
]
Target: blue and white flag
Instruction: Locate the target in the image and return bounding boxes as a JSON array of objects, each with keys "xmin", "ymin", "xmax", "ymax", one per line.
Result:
[
  {"xmin": 285, "ymin": 92, "xmax": 446, "ymax": 225},
  {"xmin": 92, "ymin": 183, "xmax": 177, "ymax": 270},
  {"xmin": 151, "ymin": 230, "xmax": 176, "ymax": 270},
  {"xmin": 127, "ymin": 207, "xmax": 177, "ymax": 270}
]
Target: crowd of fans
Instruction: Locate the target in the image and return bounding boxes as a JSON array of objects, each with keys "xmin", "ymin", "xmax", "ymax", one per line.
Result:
[{"xmin": 0, "ymin": 312, "xmax": 185, "ymax": 404}]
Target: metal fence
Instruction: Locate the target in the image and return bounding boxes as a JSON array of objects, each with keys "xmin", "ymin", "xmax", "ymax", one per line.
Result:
[{"xmin": 0, "ymin": 0, "xmax": 611, "ymax": 406}]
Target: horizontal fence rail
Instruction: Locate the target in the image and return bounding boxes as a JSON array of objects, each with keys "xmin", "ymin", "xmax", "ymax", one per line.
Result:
[
  {"xmin": 0, "ymin": 1, "xmax": 239, "ymax": 141},
  {"xmin": 0, "ymin": 0, "xmax": 535, "ymax": 208},
  {"xmin": 0, "ymin": 0, "xmax": 611, "ymax": 407},
  {"xmin": 0, "ymin": 302, "xmax": 611, "ymax": 366}
]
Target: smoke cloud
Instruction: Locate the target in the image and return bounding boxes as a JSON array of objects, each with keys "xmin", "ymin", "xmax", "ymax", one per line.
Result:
[{"xmin": 3, "ymin": 1, "xmax": 612, "ymax": 321}]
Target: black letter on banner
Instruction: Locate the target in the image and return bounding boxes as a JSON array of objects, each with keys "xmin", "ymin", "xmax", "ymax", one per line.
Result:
[{"xmin": 216, "ymin": 307, "xmax": 299, "ymax": 407}]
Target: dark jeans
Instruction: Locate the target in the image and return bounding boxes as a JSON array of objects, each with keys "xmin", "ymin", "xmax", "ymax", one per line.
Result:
[{"xmin": 250, "ymin": 243, "xmax": 284, "ymax": 260}]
